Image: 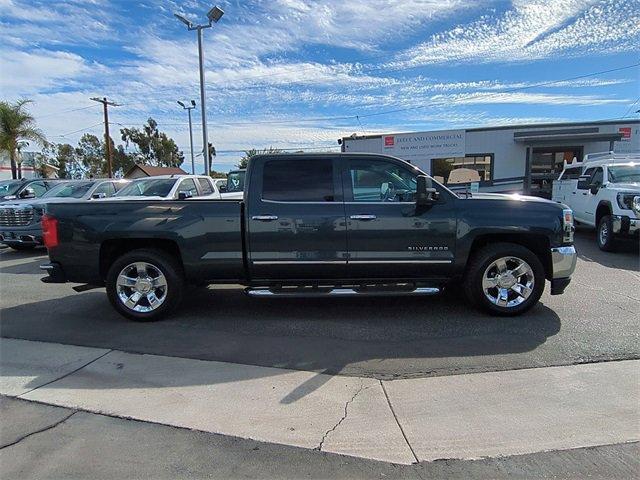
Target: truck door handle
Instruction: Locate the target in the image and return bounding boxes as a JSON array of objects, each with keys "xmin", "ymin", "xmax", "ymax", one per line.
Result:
[
  {"xmin": 252, "ymin": 215, "xmax": 278, "ymax": 221},
  {"xmin": 350, "ymin": 214, "xmax": 377, "ymax": 220}
]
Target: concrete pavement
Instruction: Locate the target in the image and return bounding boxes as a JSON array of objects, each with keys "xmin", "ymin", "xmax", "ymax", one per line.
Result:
[
  {"xmin": 2, "ymin": 338, "xmax": 638, "ymax": 466},
  {"xmin": 2, "ymin": 396, "xmax": 638, "ymax": 480}
]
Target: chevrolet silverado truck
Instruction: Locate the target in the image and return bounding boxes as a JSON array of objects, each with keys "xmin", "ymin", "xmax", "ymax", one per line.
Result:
[{"xmin": 41, "ymin": 153, "xmax": 577, "ymax": 321}]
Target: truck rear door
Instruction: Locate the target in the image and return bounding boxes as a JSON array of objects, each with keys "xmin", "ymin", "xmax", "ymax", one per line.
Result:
[
  {"xmin": 246, "ymin": 156, "xmax": 347, "ymax": 280},
  {"xmin": 342, "ymin": 156, "xmax": 456, "ymax": 279}
]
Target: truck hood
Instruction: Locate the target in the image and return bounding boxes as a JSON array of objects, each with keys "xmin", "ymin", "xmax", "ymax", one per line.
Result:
[
  {"xmin": 464, "ymin": 192, "xmax": 559, "ymax": 205},
  {"xmin": 98, "ymin": 196, "xmax": 169, "ymax": 201},
  {"xmin": 606, "ymin": 182, "xmax": 640, "ymax": 192}
]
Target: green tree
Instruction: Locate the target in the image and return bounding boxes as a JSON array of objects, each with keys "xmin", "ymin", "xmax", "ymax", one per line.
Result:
[
  {"xmin": 120, "ymin": 118, "xmax": 184, "ymax": 168},
  {"xmin": 0, "ymin": 99, "xmax": 46, "ymax": 179},
  {"xmin": 75, "ymin": 133, "xmax": 104, "ymax": 177},
  {"xmin": 237, "ymin": 146, "xmax": 282, "ymax": 169}
]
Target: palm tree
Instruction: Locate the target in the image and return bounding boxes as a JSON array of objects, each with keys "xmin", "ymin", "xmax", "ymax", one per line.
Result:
[{"xmin": 0, "ymin": 99, "xmax": 46, "ymax": 179}]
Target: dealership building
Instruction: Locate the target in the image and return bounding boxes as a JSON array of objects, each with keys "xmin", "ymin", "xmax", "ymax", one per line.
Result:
[{"xmin": 340, "ymin": 120, "xmax": 639, "ymax": 197}]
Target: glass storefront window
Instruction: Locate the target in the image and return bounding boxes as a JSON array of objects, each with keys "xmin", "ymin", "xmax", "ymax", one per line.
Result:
[{"xmin": 431, "ymin": 155, "xmax": 493, "ymax": 185}]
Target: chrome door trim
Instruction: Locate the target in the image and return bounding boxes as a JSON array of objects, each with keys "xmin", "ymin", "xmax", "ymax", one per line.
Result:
[
  {"xmin": 251, "ymin": 215, "xmax": 279, "ymax": 221},
  {"xmin": 252, "ymin": 260, "xmax": 347, "ymax": 265},
  {"xmin": 348, "ymin": 259, "xmax": 452, "ymax": 264},
  {"xmin": 350, "ymin": 214, "xmax": 377, "ymax": 220}
]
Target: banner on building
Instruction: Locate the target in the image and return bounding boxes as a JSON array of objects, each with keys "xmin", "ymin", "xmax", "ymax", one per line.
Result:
[{"xmin": 381, "ymin": 130, "xmax": 465, "ymax": 163}]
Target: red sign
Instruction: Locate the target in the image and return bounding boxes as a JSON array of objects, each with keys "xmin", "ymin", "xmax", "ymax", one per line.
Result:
[
  {"xmin": 384, "ymin": 136, "xmax": 394, "ymax": 147},
  {"xmin": 619, "ymin": 127, "xmax": 631, "ymax": 139}
]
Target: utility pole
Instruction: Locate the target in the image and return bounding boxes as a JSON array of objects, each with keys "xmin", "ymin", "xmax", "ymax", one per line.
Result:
[{"xmin": 90, "ymin": 97, "xmax": 120, "ymax": 178}]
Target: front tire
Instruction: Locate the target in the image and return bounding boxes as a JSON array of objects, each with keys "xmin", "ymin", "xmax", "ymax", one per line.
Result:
[
  {"xmin": 597, "ymin": 215, "xmax": 617, "ymax": 252},
  {"xmin": 464, "ymin": 243, "xmax": 545, "ymax": 316},
  {"xmin": 106, "ymin": 249, "xmax": 184, "ymax": 321}
]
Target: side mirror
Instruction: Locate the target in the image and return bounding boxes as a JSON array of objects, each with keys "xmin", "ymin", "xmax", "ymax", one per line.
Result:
[
  {"xmin": 589, "ymin": 184, "xmax": 600, "ymax": 195},
  {"xmin": 19, "ymin": 187, "xmax": 35, "ymax": 199},
  {"xmin": 219, "ymin": 184, "xmax": 227, "ymax": 193},
  {"xmin": 91, "ymin": 192, "xmax": 107, "ymax": 199},
  {"xmin": 576, "ymin": 175, "xmax": 590, "ymax": 190},
  {"xmin": 177, "ymin": 190, "xmax": 193, "ymax": 200},
  {"xmin": 416, "ymin": 175, "xmax": 439, "ymax": 206}
]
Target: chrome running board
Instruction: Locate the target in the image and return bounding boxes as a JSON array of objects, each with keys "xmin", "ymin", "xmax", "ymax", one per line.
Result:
[{"xmin": 245, "ymin": 286, "xmax": 440, "ymax": 298}]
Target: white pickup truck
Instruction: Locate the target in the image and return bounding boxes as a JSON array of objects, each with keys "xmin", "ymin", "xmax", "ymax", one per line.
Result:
[{"xmin": 553, "ymin": 152, "xmax": 639, "ymax": 251}]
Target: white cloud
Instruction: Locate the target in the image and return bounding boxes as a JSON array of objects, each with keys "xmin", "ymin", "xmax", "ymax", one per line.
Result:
[
  {"xmin": 0, "ymin": 49, "xmax": 98, "ymax": 96},
  {"xmin": 394, "ymin": 0, "xmax": 640, "ymax": 67}
]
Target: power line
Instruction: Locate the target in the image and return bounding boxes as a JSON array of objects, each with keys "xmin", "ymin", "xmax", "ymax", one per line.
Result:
[
  {"xmin": 51, "ymin": 122, "xmax": 105, "ymax": 138},
  {"xmin": 38, "ymin": 104, "xmax": 101, "ymax": 119},
  {"xmin": 620, "ymin": 96, "xmax": 640, "ymax": 119}
]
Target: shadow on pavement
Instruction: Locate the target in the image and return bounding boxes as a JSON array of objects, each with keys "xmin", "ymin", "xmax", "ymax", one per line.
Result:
[
  {"xmin": 1, "ymin": 285, "xmax": 561, "ymax": 402},
  {"xmin": 573, "ymin": 228, "xmax": 639, "ymax": 272}
]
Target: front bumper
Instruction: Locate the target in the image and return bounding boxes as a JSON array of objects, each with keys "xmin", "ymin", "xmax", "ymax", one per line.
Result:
[
  {"xmin": 549, "ymin": 245, "xmax": 577, "ymax": 295},
  {"xmin": 611, "ymin": 215, "xmax": 639, "ymax": 236},
  {"xmin": 0, "ymin": 226, "xmax": 42, "ymax": 246}
]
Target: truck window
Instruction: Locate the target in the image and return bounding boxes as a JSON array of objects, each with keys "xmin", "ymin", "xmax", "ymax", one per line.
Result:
[
  {"xmin": 348, "ymin": 159, "xmax": 417, "ymax": 202},
  {"xmin": 560, "ymin": 167, "xmax": 582, "ymax": 180},
  {"xmin": 591, "ymin": 167, "xmax": 603, "ymax": 186},
  {"xmin": 178, "ymin": 178, "xmax": 199, "ymax": 197},
  {"xmin": 93, "ymin": 182, "xmax": 116, "ymax": 197},
  {"xmin": 198, "ymin": 178, "xmax": 214, "ymax": 195},
  {"xmin": 262, "ymin": 159, "xmax": 334, "ymax": 202}
]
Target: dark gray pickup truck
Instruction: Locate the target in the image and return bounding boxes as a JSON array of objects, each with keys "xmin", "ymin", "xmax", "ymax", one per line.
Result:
[{"xmin": 41, "ymin": 153, "xmax": 577, "ymax": 321}]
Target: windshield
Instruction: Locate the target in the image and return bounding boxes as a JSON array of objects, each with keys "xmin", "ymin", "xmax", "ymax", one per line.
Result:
[
  {"xmin": 608, "ymin": 165, "xmax": 640, "ymax": 184},
  {"xmin": 226, "ymin": 171, "xmax": 245, "ymax": 193},
  {"xmin": 0, "ymin": 180, "xmax": 24, "ymax": 197},
  {"xmin": 115, "ymin": 178, "xmax": 176, "ymax": 197},
  {"xmin": 43, "ymin": 182, "xmax": 94, "ymax": 198}
]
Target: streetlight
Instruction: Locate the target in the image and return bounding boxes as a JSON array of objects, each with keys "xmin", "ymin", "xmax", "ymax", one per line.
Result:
[
  {"xmin": 177, "ymin": 100, "xmax": 197, "ymax": 174},
  {"xmin": 174, "ymin": 5, "xmax": 225, "ymax": 176}
]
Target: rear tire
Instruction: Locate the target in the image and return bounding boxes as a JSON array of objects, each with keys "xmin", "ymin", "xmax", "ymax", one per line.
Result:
[
  {"xmin": 106, "ymin": 249, "xmax": 184, "ymax": 322},
  {"xmin": 597, "ymin": 215, "xmax": 617, "ymax": 252},
  {"xmin": 463, "ymin": 242, "xmax": 545, "ymax": 316}
]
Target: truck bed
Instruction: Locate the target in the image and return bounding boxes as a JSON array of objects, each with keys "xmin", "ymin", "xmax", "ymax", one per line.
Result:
[{"xmin": 46, "ymin": 199, "xmax": 245, "ymax": 285}]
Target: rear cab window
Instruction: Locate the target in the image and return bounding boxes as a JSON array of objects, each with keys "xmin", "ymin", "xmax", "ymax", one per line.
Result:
[
  {"xmin": 262, "ymin": 158, "xmax": 335, "ymax": 202},
  {"xmin": 198, "ymin": 178, "xmax": 214, "ymax": 195}
]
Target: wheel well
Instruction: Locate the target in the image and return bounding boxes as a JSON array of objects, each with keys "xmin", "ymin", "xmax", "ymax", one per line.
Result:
[
  {"xmin": 595, "ymin": 202, "xmax": 612, "ymax": 226},
  {"xmin": 469, "ymin": 234, "xmax": 552, "ymax": 279},
  {"xmin": 99, "ymin": 238, "xmax": 183, "ymax": 279}
]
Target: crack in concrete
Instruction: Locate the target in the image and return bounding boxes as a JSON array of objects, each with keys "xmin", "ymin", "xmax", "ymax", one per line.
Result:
[
  {"xmin": 0, "ymin": 411, "xmax": 77, "ymax": 450},
  {"xmin": 316, "ymin": 383, "xmax": 366, "ymax": 452}
]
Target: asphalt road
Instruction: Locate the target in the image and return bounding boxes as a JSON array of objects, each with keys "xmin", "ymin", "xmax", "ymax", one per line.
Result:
[
  {"xmin": 0, "ymin": 228, "xmax": 638, "ymax": 379},
  {"xmin": 2, "ymin": 396, "xmax": 638, "ymax": 480}
]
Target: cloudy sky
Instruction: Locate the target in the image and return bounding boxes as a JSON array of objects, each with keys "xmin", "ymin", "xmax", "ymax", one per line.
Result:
[{"xmin": 1, "ymin": 0, "xmax": 639, "ymax": 172}]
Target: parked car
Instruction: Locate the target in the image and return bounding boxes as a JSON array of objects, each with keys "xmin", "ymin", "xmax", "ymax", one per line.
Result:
[
  {"xmin": 0, "ymin": 179, "xmax": 124, "ymax": 251},
  {"xmin": 41, "ymin": 153, "xmax": 576, "ymax": 321},
  {"xmin": 553, "ymin": 151, "xmax": 639, "ymax": 251},
  {"xmin": 0, "ymin": 178, "xmax": 61, "ymax": 203},
  {"xmin": 111, "ymin": 175, "xmax": 241, "ymax": 200}
]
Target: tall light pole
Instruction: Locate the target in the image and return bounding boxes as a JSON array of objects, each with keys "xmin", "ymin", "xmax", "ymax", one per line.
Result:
[
  {"xmin": 178, "ymin": 100, "xmax": 197, "ymax": 174},
  {"xmin": 174, "ymin": 6, "xmax": 224, "ymax": 176}
]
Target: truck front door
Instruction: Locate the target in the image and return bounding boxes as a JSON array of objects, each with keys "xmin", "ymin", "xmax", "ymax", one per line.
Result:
[
  {"xmin": 342, "ymin": 157, "xmax": 457, "ymax": 279},
  {"xmin": 246, "ymin": 157, "xmax": 347, "ymax": 280}
]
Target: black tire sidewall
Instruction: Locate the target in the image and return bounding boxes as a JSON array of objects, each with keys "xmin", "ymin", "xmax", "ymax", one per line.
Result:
[
  {"xmin": 465, "ymin": 243, "xmax": 545, "ymax": 316},
  {"xmin": 106, "ymin": 249, "xmax": 184, "ymax": 321},
  {"xmin": 597, "ymin": 215, "xmax": 616, "ymax": 252}
]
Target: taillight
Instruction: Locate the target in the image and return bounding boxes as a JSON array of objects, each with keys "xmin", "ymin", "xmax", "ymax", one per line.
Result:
[{"xmin": 41, "ymin": 214, "xmax": 59, "ymax": 249}]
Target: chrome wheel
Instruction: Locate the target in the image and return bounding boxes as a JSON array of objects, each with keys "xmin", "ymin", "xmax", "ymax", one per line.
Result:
[
  {"xmin": 116, "ymin": 262, "xmax": 168, "ymax": 313},
  {"xmin": 482, "ymin": 256, "xmax": 534, "ymax": 308},
  {"xmin": 599, "ymin": 221, "xmax": 609, "ymax": 246}
]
